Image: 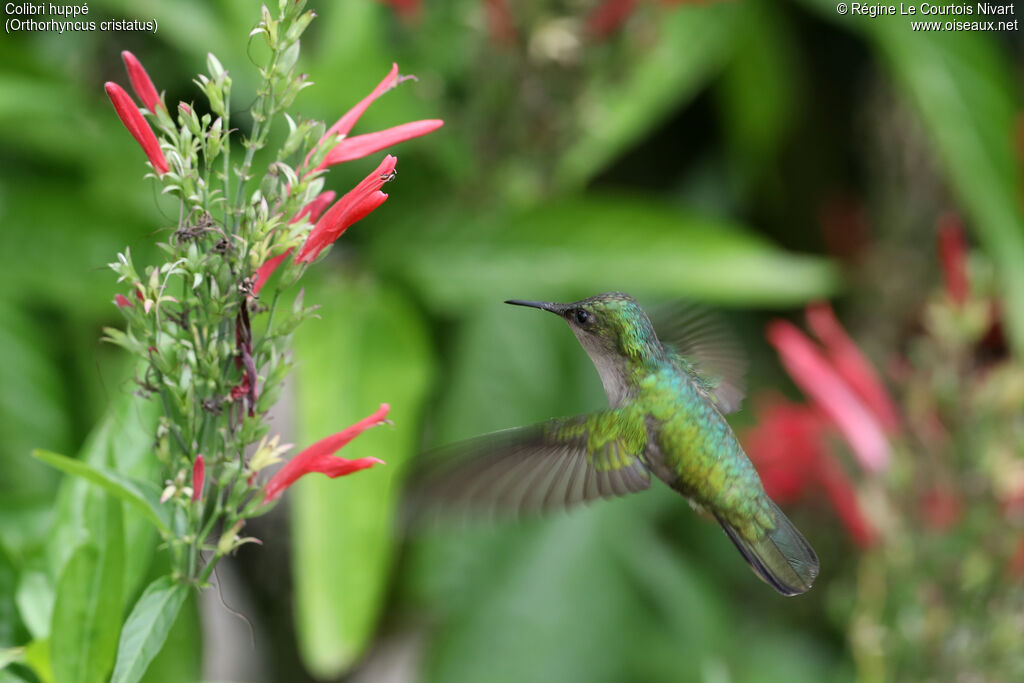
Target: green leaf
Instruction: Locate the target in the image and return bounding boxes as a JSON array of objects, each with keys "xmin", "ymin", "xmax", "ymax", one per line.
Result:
[
  {"xmin": 291, "ymin": 275, "xmax": 435, "ymax": 677},
  {"xmin": 50, "ymin": 496, "xmax": 124, "ymax": 683},
  {"xmin": 557, "ymin": 3, "xmax": 739, "ymax": 187},
  {"xmin": 110, "ymin": 577, "xmax": 189, "ymax": 683},
  {"xmin": 138, "ymin": 592, "xmax": 200, "ymax": 683},
  {"xmin": 46, "ymin": 394, "xmax": 163, "ymax": 608},
  {"xmin": 14, "ymin": 572, "xmax": 53, "ymax": 640},
  {"xmin": 32, "ymin": 451, "xmax": 170, "ymax": 538},
  {"xmin": 379, "ymin": 196, "xmax": 840, "ymax": 309}
]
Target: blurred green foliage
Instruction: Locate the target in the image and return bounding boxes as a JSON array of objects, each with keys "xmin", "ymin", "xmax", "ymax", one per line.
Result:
[{"xmin": 0, "ymin": 0, "xmax": 1020, "ymax": 681}]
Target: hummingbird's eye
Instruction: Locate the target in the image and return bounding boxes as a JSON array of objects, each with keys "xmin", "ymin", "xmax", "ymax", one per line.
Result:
[{"xmin": 574, "ymin": 309, "xmax": 592, "ymax": 325}]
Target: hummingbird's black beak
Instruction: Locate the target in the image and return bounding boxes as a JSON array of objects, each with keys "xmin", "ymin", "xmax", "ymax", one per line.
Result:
[{"xmin": 504, "ymin": 299, "xmax": 563, "ymax": 314}]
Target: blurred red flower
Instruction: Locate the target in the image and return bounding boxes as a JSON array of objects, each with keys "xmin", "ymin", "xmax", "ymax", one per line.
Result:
[
  {"xmin": 745, "ymin": 396, "xmax": 877, "ymax": 547},
  {"xmin": 586, "ymin": 0, "xmax": 639, "ymax": 38},
  {"xmin": 767, "ymin": 314, "xmax": 892, "ymax": 473},
  {"xmin": 937, "ymin": 213, "xmax": 969, "ymax": 305},
  {"xmin": 917, "ymin": 486, "xmax": 962, "ymax": 531},
  {"xmin": 484, "ymin": 0, "xmax": 519, "ymax": 46},
  {"xmin": 747, "ymin": 302, "xmax": 902, "ymax": 547},
  {"xmin": 805, "ymin": 302, "xmax": 900, "ymax": 432}
]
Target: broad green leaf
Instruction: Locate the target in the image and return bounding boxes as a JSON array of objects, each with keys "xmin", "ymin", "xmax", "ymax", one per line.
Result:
[
  {"xmin": 557, "ymin": 3, "xmax": 739, "ymax": 187},
  {"xmin": 110, "ymin": 577, "xmax": 189, "ymax": 683},
  {"xmin": 33, "ymin": 451, "xmax": 170, "ymax": 538},
  {"xmin": 291, "ymin": 275, "xmax": 435, "ymax": 677},
  {"xmin": 378, "ymin": 196, "xmax": 840, "ymax": 309},
  {"xmin": 47, "ymin": 394, "xmax": 162, "ymax": 590},
  {"xmin": 14, "ymin": 572, "xmax": 52, "ymax": 640},
  {"xmin": 139, "ymin": 592, "xmax": 200, "ymax": 683},
  {"xmin": 50, "ymin": 496, "xmax": 124, "ymax": 683}
]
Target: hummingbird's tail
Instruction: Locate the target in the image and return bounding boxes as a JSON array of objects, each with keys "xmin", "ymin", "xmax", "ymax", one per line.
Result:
[{"xmin": 715, "ymin": 500, "xmax": 819, "ymax": 596}]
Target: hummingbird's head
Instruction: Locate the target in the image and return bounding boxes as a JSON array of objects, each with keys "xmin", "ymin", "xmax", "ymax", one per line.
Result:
[{"xmin": 505, "ymin": 292, "xmax": 661, "ymax": 364}]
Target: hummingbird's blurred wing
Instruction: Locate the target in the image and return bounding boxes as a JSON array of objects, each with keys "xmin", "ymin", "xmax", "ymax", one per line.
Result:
[
  {"xmin": 650, "ymin": 302, "xmax": 747, "ymax": 414},
  {"xmin": 411, "ymin": 411, "xmax": 651, "ymax": 515}
]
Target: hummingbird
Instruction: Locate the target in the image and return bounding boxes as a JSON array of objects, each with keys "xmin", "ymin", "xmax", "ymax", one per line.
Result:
[{"xmin": 416, "ymin": 292, "xmax": 819, "ymax": 596}]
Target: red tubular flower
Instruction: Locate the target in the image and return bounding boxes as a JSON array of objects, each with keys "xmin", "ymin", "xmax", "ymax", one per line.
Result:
[
  {"xmin": 289, "ymin": 190, "xmax": 337, "ymax": 225},
  {"xmin": 767, "ymin": 320, "xmax": 890, "ymax": 472},
  {"xmin": 302, "ymin": 63, "xmax": 443, "ymax": 173},
  {"xmin": 114, "ymin": 293, "xmax": 133, "ymax": 308},
  {"xmin": 192, "ymin": 454, "xmax": 205, "ymax": 502},
  {"xmin": 252, "ymin": 249, "xmax": 293, "ymax": 296},
  {"xmin": 262, "ymin": 403, "xmax": 390, "ymax": 503},
  {"xmin": 104, "ymin": 82, "xmax": 170, "ymax": 175},
  {"xmin": 745, "ymin": 397, "xmax": 877, "ymax": 547},
  {"xmin": 296, "ymin": 155, "xmax": 397, "ymax": 263},
  {"xmin": 303, "ymin": 63, "xmax": 400, "ymax": 169},
  {"xmin": 252, "ymin": 191, "xmax": 340, "ymax": 295},
  {"xmin": 805, "ymin": 302, "xmax": 900, "ymax": 432},
  {"xmin": 937, "ymin": 213, "xmax": 969, "ymax": 304},
  {"xmin": 316, "ymin": 119, "xmax": 443, "ymax": 171},
  {"xmin": 121, "ymin": 50, "xmax": 163, "ymax": 113},
  {"xmin": 323, "ymin": 64, "xmax": 401, "ymax": 142}
]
